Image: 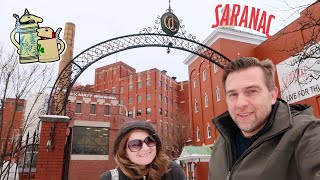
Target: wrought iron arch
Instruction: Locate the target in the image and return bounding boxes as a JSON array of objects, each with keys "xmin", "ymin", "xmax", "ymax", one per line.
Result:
[{"xmin": 47, "ymin": 32, "xmax": 231, "ymax": 116}]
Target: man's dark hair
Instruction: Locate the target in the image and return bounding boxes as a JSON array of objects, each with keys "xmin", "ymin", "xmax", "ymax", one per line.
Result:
[{"xmin": 222, "ymin": 57, "xmax": 276, "ymax": 91}]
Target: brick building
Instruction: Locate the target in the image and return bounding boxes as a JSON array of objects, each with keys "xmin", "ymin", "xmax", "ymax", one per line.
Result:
[
  {"xmin": 66, "ymin": 62, "xmax": 190, "ymax": 179},
  {"xmin": 181, "ymin": 2, "xmax": 320, "ymax": 180},
  {"xmin": 93, "ymin": 61, "xmax": 190, "ymax": 144},
  {"xmin": 1, "ymin": 98, "xmax": 26, "ymax": 152}
]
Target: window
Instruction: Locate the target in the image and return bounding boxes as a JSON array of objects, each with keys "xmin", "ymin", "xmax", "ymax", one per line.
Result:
[
  {"xmin": 216, "ymin": 86, "xmax": 221, "ymax": 102},
  {"xmin": 17, "ymin": 104, "xmax": 24, "ymax": 111},
  {"xmin": 98, "ymin": 73, "xmax": 102, "ymax": 79},
  {"xmin": 119, "ymin": 99, "xmax": 124, "ymax": 105},
  {"xmin": 90, "ymin": 104, "xmax": 96, "ymax": 115},
  {"xmin": 207, "ymin": 123, "xmax": 212, "ymax": 138},
  {"xmin": 164, "ymin": 83, "xmax": 168, "ymax": 91},
  {"xmin": 202, "ymin": 69, "xmax": 207, "ymax": 81},
  {"xmin": 137, "ymin": 109, "xmax": 142, "ymax": 116},
  {"xmin": 128, "ymin": 111, "xmax": 133, "ymax": 117},
  {"xmin": 120, "ymin": 86, "xmax": 124, "ymax": 93},
  {"xmin": 175, "ymin": 89, "xmax": 178, "ymax": 96},
  {"xmin": 196, "ymin": 127, "xmax": 200, "ymax": 142},
  {"xmin": 147, "ymin": 94, "xmax": 151, "ymax": 100},
  {"xmin": 158, "ymin": 80, "xmax": 162, "ymax": 87},
  {"xmin": 72, "ymin": 126, "xmax": 109, "ymax": 155},
  {"xmin": 76, "ymin": 103, "xmax": 82, "ymax": 113},
  {"xmin": 113, "ymin": 69, "xmax": 116, "ymax": 75},
  {"xmin": 146, "ymin": 80, "xmax": 151, "ymax": 86},
  {"xmin": 146, "ymin": 108, "xmax": 151, "ymax": 114},
  {"xmin": 105, "ymin": 105, "xmax": 110, "ymax": 115},
  {"xmin": 204, "ymin": 93, "xmax": 209, "ymax": 108},
  {"xmin": 129, "ymin": 84, "xmax": 133, "ymax": 91},
  {"xmin": 165, "ymin": 97, "xmax": 168, "ymax": 104},
  {"xmin": 128, "ymin": 97, "xmax": 133, "ymax": 104},
  {"xmin": 159, "ymin": 108, "xmax": 162, "ymax": 115},
  {"xmin": 193, "ymin": 77, "xmax": 197, "ymax": 88},
  {"xmin": 137, "ymin": 95, "xmax": 142, "ymax": 102},
  {"xmin": 112, "ymin": 87, "xmax": 116, "ymax": 93},
  {"xmin": 170, "ymin": 87, "xmax": 172, "ymax": 93},
  {"xmin": 214, "ymin": 64, "xmax": 218, "ymax": 74},
  {"xmin": 195, "ymin": 100, "xmax": 199, "ymax": 113},
  {"xmin": 137, "ymin": 82, "xmax": 142, "ymax": 89},
  {"xmin": 159, "ymin": 94, "xmax": 162, "ymax": 101},
  {"xmin": 165, "ymin": 110, "xmax": 168, "ymax": 117}
]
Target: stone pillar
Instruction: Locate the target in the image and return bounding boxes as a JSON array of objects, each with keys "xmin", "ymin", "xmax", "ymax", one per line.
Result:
[{"xmin": 35, "ymin": 115, "xmax": 69, "ymax": 180}]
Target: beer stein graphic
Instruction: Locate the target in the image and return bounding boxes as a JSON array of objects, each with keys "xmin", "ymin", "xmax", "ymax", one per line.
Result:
[
  {"xmin": 37, "ymin": 27, "xmax": 66, "ymax": 63},
  {"xmin": 10, "ymin": 9, "xmax": 43, "ymax": 64}
]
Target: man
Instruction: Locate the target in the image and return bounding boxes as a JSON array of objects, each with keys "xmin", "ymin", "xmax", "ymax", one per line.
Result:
[{"xmin": 209, "ymin": 57, "xmax": 320, "ymax": 180}]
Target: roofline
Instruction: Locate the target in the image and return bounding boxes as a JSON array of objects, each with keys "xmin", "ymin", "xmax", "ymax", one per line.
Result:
[
  {"xmin": 183, "ymin": 27, "xmax": 267, "ymax": 66},
  {"xmin": 177, "ymin": 155, "xmax": 211, "ymax": 163}
]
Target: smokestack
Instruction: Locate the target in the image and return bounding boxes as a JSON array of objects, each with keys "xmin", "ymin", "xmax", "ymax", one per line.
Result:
[
  {"xmin": 58, "ymin": 22, "xmax": 76, "ymax": 75},
  {"xmin": 54, "ymin": 22, "xmax": 76, "ymax": 114}
]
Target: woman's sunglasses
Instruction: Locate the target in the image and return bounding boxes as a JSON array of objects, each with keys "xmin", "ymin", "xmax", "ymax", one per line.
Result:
[{"xmin": 127, "ymin": 134, "xmax": 157, "ymax": 152}]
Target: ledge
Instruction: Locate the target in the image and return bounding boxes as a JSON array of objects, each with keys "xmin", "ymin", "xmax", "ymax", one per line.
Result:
[{"xmin": 39, "ymin": 115, "xmax": 70, "ymax": 123}]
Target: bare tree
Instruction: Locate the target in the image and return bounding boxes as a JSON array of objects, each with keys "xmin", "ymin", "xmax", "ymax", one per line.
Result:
[
  {"xmin": 271, "ymin": 1, "xmax": 320, "ymax": 100},
  {"xmin": 0, "ymin": 46, "xmax": 55, "ymax": 178},
  {"xmin": 162, "ymin": 111, "xmax": 191, "ymax": 159}
]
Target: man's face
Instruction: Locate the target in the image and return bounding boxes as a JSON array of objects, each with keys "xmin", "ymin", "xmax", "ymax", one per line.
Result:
[{"xmin": 225, "ymin": 67, "xmax": 278, "ymax": 137}]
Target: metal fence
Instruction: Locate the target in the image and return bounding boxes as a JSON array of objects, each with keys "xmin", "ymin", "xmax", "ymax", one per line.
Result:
[{"xmin": 0, "ymin": 127, "xmax": 39, "ymax": 180}]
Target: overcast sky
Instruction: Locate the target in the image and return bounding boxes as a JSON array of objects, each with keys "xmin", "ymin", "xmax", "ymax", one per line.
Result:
[{"xmin": 0, "ymin": 0, "xmax": 316, "ymax": 85}]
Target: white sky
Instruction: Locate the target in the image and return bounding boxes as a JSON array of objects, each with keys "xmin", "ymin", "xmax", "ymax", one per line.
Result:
[{"xmin": 0, "ymin": 0, "xmax": 316, "ymax": 85}]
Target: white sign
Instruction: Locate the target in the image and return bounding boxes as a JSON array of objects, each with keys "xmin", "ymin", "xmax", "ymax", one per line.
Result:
[
  {"xmin": 276, "ymin": 43, "xmax": 320, "ymax": 103},
  {"xmin": 69, "ymin": 92, "xmax": 117, "ymax": 100}
]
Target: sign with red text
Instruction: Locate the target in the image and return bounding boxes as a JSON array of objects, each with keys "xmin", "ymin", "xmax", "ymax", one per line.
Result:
[
  {"xmin": 212, "ymin": 4, "xmax": 275, "ymax": 38},
  {"xmin": 276, "ymin": 43, "xmax": 320, "ymax": 103}
]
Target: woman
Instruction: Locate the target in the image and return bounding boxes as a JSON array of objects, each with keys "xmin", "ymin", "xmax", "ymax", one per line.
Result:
[{"xmin": 100, "ymin": 121, "xmax": 186, "ymax": 180}]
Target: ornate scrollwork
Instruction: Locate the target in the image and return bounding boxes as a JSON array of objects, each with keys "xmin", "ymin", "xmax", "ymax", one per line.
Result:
[
  {"xmin": 140, "ymin": 15, "xmax": 199, "ymax": 43},
  {"xmin": 38, "ymin": 96, "xmax": 50, "ymax": 116},
  {"xmin": 47, "ymin": 32, "xmax": 230, "ymax": 116}
]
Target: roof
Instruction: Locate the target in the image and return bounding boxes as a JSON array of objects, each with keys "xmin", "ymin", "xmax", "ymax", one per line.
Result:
[
  {"xmin": 183, "ymin": 27, "xmax": 267, "ymax": 66},
  {"xmin": 177, "ymin": 146, "xmax": 212, "ymax": 163}
]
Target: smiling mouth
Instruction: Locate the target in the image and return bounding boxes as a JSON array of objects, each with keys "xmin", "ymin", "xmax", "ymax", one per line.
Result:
[
  {"xmin": 238, "ymin": 113, "xmax": 253, "ymax": 117},
  {"xmin": 20, "ymin": 20, "xmax": 36, "ymax": 24},
  {"xmin": 139, "ymin": 152, "xmax": 151, "ymax": 157}
]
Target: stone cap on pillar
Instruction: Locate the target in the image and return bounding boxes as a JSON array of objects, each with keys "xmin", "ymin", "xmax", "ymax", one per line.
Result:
[{"xmin": 39, "ymin": 115, "xmax": 70, "ymax": 123}]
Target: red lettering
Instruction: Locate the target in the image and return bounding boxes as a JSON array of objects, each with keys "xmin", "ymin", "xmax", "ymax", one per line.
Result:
[
  {"xmin": 239, "ymin": 6, "xmax": 248, "ymax": 28},
  {"xmin": 249, "ymin": 7, "xmax": 260, "ymax": 30},
  {"xmin": 211, "ymin": 4, "xmax": 275, "ymax": 38},
  {"xmin": 266, "ymin": 14, "xmax": 275, "ymax": 38},
  {"xmin": 230, "ymin": 4, "xmax": 241, "ymax": 26},
  {"xmin": 257, "ymin": 11, "xmax": 267, "ymax": 34},
  {"xmin": 220, "ymin": 4, "xmax": 230, "ymax": 26},
  {"xmin": 212, "ymin": 4, "xmax": 222, "ymax": 28}
]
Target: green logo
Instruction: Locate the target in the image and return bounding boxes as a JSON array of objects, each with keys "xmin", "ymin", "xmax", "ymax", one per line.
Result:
[{"xmin": 161, "ymin": 12, "xmax": 180, "ymax": 36}]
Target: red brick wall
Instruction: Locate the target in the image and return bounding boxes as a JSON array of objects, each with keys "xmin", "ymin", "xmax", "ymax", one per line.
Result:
[
  {"xmin": 188, "ymin": 38, "xmax": 260, "ymax": 145},
  {"xmin": 255, "ymin": 2, "xmax": 320, "ymax": 117},
  {"xmin": 35, "ymin": 120, "xmax": 68, "ymax": 180},
  {"xmin": 2, "ymin": 98, "xmax": 25, "ymax": 152}
]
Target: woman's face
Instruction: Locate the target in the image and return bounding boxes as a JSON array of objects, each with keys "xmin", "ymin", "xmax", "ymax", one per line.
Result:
[{"xmin": 126, "ymin": 129, "xmax": 157, "ymax": 169}]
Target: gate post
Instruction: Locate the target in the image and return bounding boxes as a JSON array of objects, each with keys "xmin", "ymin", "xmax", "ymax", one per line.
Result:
[{"xmin": 35, "ymin": 115, "xmax": 70, "ymax": 180}]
